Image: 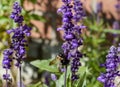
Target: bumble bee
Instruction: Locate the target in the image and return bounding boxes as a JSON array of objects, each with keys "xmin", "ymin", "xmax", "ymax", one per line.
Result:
[{"xmin": 49, "ymin": 53, "xmax": 70, "ymax": 66}]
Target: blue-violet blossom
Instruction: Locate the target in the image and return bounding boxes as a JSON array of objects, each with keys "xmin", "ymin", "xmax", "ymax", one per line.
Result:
[
  {"xmin": 57, "ymin": 0, "xmax": 86, "ymax": 81},
  {"xmin": 97, "ymin": 45, "xmax": 120, "ymax": 87},
  {"xmin": 2, "ymin": 49, "xmax": 13, "ymax": 80},
  {"xmin": 115, "ymin": 0, "xmax": 120, "ymax": 13},
  {"xmin": 3, "ymin": 1, "xmax": 31, "ymax": 80}
]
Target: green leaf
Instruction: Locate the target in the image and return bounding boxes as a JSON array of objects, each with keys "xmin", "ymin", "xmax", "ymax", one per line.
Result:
[
  {"xmin": 30, "ymin": 59, "xmax": 59, "ymax": 73},
  {"xmin": 55, "ymin": 73, "xmax": 64, "ymax": 87},
  {"xmin": 76, "ymin": 66, "xmax": 91, "ymax": 87},
  {"xmin": 76, "ymin": 73, "xmax": 86, "ymax": 87},
  {"xmin": 66, "ymin": 66, "xmax": 71, "ymax": 87},
  {"xmin": 0, "ymin": 17, "xmax": 9, "ymax": 25},
  {"xmin": 103, "ymin": 29, "xmax": 120, "ymax": 34}
]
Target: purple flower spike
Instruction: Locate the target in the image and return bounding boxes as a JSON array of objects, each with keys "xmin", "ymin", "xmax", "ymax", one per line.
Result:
[
  {"xmin": 3, "ymin": 1, "xmax": 31, "ymax": 81},
  {"xmin": 57, "ymin": 0, "xmax": 86, "ymax": 81},
  {"xmin": 3, "ymin": 74, "xmax": 10, "ymax": 80},
  {"xmin": 10, "ymin": 2, "xmax": 23, "ymax": 24},
  {"xmin": 73, "ymin": 0, "xmax": 85, "ymax": 22},
  {"xmin": 98, "ymin": 45, "xmax": 120, "ymax": 87},
  {"xmin": 2, "ymin": 49, "xmax": 13, "ymax": 80},
  {"xmin": 7, "ymin": 2, "xmax": 31, "ymax": 67}
]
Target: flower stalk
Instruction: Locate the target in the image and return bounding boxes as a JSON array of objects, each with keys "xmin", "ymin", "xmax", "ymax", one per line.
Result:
[{"xmin": 64, "ymin": 65, "xmax": 67, "ymax": 87}]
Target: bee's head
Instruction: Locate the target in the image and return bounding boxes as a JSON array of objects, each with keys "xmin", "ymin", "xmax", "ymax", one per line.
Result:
[{"xmin": 58, "ymin": 53, "xmax": 66, "ymax": 59}]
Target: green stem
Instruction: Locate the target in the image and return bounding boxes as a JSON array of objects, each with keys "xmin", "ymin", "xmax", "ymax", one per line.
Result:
[{"xmin": 64, "ymin": 65, "xmax": 67, "ymax": 87}]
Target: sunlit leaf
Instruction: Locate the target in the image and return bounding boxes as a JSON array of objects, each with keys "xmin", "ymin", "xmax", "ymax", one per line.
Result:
[{"xmin": 30, "ymin": 59, "xmax": 59, "ymax": 73}]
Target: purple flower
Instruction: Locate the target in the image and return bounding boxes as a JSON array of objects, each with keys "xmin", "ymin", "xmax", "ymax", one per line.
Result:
[
  {"xmin": 73, "ymin": 0, "xmax": 85, "ymax": 22},
  {"xmin": 96, "ymin": 2, "xmax": 102, "ymax": 13},
  {"xmin": 112, "ymin": 21, "xmax": 119, "ymax": 44},
  {"xmin": 113, "ymin": 21, "xmax": 119, "ymax": 29},
  {"xmin": 3, "ymin": 1, "xmax": 31, "ymax": 81},
  {"xmin": 9, "ymin": 25, "xmax": 31, "ymax": 67},
  {"xmin": 2, "ymin": 49, "xmax": 13, "ymax": 80},
  {"xmin": 2, "ymin": 49, "xmax": 13, "ymax": 69},
  {"xmin": 3, "ymin": 74, "xmax": 10, "ymax": 80},
  {"xmin": 51, "ymin": 74, "xmax": 57, "ymax": 81},
  {"xmin": 98, "ymin": 45, "xmax": 120, "ymax": 87},
  {"xmin": 10, "ymin": 2, "xmax": 23, "ymax": 24},
  {"xmin": 57, "ymin": 0, "xmax": 86, "ymax": 81},
  {"xmin": 7, "ymin": 2, "xmax": 31, "ymax": 67},
  {"xmin": 115, "ymin": 0, "xmax": 120, "ymax": 13}
]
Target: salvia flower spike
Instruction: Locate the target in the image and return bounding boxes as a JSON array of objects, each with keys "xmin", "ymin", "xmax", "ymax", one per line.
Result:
[
  {"xmin": 57, "ymin": 0, "xmax": 86, "ymax": 81},
  {"xmin": 98, "ymin": 45, "xmax": 120, "ymax": 87},
  {"xmin": 8, "ymin": 1, "xmax": 31, "ymax": 67},
  {"xmin": 2, "ymin": 49, "xmax": 13, "ymax": 81},
  {"xmin": 3, "ymin": 1, "xmax": 31, "ymax": 86}
]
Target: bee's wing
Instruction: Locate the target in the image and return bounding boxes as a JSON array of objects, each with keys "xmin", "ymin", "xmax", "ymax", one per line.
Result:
[
  {"xmin": 49, "ymin": 58, "xmax": 58, "ymax": 65},
  {"xmin": 49, "ymin": 55, "xmax": 62, "ymax": 65}
]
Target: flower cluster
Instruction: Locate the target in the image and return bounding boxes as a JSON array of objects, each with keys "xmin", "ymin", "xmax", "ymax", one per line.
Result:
[
  {"xmin": 73, "ymin": 0, "xmax": 85, "ymax": 22},
  {"xmin": 57, "ymin": 0, "xmax": 86, "ymax": 81},
  {"xmin": 10, "ymin": 2, "xmax": 23, "ymax": 24},
  {"xmin": 2, "ymin": 49, "xmax": 13, "ymax": 80},
  {"xmin": 97, "ymin": 45, "xmax": 120, "ymax": 87},
  {"xmin": 113, "ymin": 21, "xmax": 120, "ymax": 29},
  {"xmin": 3, "ymin": 1, "xmax": 31, "ymax": 80}
]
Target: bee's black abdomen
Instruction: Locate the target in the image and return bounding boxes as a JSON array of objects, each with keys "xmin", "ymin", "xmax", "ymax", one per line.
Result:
[
  {"xmin": 61, "ymin": 59, "xmax": 70, "ymax": 65},
  {"xmin": 58, "ymin": 53, "xmax": 70, "ymax": 65}
]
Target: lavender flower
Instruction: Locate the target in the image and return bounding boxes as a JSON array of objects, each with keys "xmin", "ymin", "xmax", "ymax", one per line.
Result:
[
  {"xmin": 73, "ymin": 0, "xmax": 85, "ymax": 22},
  {"xmin": 10, "ymin": 2, "xmax": 23, "ymax": 24},
  {"xmin": 57, "ymin": 0, "xmax": 86, "ymax": 81},
  {"xmin": 7, "ymin": 2, "xmax": 31, "ymax": 67},
  {"xmin": 98, "ymin": 45, "xmax": 120, "ymax": 87},
  {"xmin": 2, "ymin": 49, "xmax": 13, "ymax": 80},
  {"xmin": 96, "ymin": 2, "xmax": 102, "ymax": 13},
  {"xmin": 113, "ymin": 21, "xmax": 120, "ymax": 29},
  {"xmin": 51, "ymin": 74, "xmax": 57, "ymax": 81},
  {"xmin": 3, "ymin": 1, "xmax": 31, "ymax": 84}
]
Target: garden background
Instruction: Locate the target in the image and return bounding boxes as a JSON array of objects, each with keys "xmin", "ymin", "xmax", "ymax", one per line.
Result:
[{"xmin": 0, "ymin": 0, "xmax": 120, "ymax": 87}]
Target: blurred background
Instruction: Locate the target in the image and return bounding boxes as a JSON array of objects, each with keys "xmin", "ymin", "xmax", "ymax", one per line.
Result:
[{"xmin": 0, "ymin": 0, "xmax": 120, "ymax": 87}]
